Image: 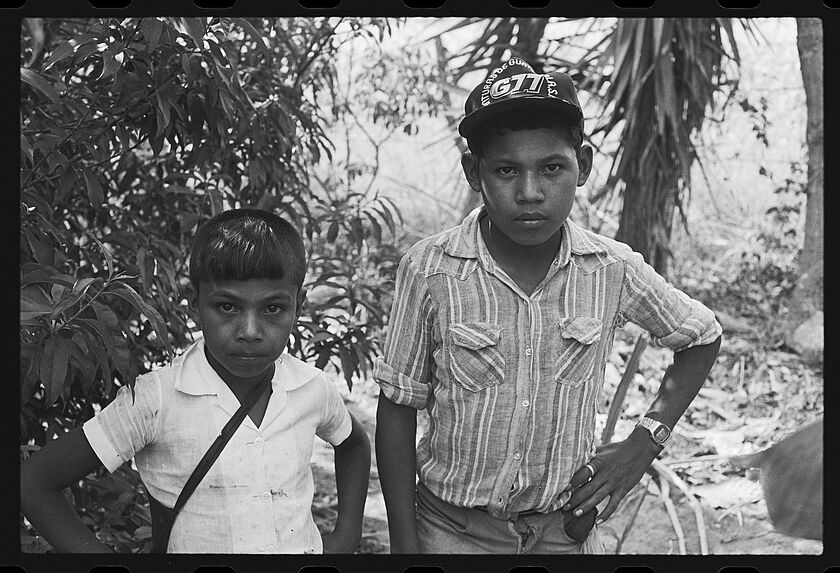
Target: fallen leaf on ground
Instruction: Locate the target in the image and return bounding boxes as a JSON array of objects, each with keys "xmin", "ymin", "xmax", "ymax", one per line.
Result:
[{"xmin": 694, "ymin": 477, "xmax": 763, "ymax": 509}]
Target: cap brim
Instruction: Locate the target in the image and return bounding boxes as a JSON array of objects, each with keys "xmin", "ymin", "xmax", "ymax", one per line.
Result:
[{"xmin": 458, "ymin": 97, "xmax": 582, "ymax": 139}]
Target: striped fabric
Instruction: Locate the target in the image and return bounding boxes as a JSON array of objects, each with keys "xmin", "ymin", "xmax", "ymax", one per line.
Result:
[{"xmin": 374, "ymin": 207, "xmax": 721, "ymax": 520}]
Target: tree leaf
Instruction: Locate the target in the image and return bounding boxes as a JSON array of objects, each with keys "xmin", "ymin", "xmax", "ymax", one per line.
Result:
[
  {"xmin": 43, "ymin": 40, "xmax": 75, "ymax": 70},
  {"xmin": 20, "ymin": 285, "xmax": 53, "ymax": 319},
  {"xmin": 366, "ymin": 213, "xmax": 383, "ymax": 244},
  {"xmin": 82, "ymin": 168, "xmax": 104, "ymax": 206},
  {"xmin": 234, "ymin": 18, "xmax": 271, "ymax": 62},
  {"xmin": 51, "ymin": 284, "xmax": 89, "ymax": 320},
  {"xmin": 326, "ymin": 220, "xmax": 339, "ymax": 243},
  {"xmin": 77, "ymin": 277, "xmax": 103, "ymax": 296},
  {"xmin": 208, "ymin": 187, "xmax": 223, "ymax": 216},
  {"xmin": 21, "ymin": 133, "xmax": 34, "ymax": 164},
  {"xmin": 21, "ymin": 351, "xmax": 40, "ymax": 407},
  {"xmin": 20, "ymin": 67, "xmax": 60, "ymax": 106},
  {"xmin": 72, "ymin": 41, "xmax": 101, "ymax": 68},
  {"xmin": 181, "ymin": 17, "xmax": 207, "ymax": 49},
  {"xmin": 179, "ymin": 213, "xmax": 200, "ymax": 234},
  {"xmin": 155, "ymin": 89, "xmax": 172, "ymax": 137},
  {"xmin": 88, "ymin": 233, "xmax": 114, "ymax": 279},
  {"xmin": 98, "ymin": 44, "xmax": 124, "ymax": 81},
  {"xmin": 137, "ymin": 247, "xmax": 149, "ymax": 292},
  {"xmin": 338, "ymin": 345, "xmax": 355, "ymax": 391},
  {"xmin": 40, "ymin": 337, "xmax": 71, "ymax": 406},
  {"xmin": 78, "ymin": 317, "xmax": 116, "ymax": 370},
  {"xmin": 141, "ymin": 18, "xmax": 164, "ymax": 52},
  {"xmin": 315, "ymin": 345, "xmax": 332, "ymax": 370},
  {"xmin": 109, "ymin": 283, "xmax": 173, "ymax": 358},
  {"xmin": 91, "ymin": 301, "xmax": 121, "ymax": 334}
]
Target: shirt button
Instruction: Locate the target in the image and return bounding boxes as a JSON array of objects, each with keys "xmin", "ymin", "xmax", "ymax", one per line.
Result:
[
  {"xmin": 513, "ymin": 451, "xmax": 522, "ymax": 460},
  {"xmin": 525, "ymin": 347, "xmax": 532, "ymax": 356},
  {"xmin": 254, "ymin": 437, "xmax": 265, "ymax": 448},
  {"xmin": 522, "ymin": 399, "xmax": 530, "ymax": 408},
  {"xmin": 553, "ymin": 259, "xmax": 560, "ymax": 266},
  {"xmin": 266, "ymin": 544, "xmax": 276, "ymax": 552},
  {"xmin": 261, "ymin": 491, "xmax": 271, "ymax": 503}
]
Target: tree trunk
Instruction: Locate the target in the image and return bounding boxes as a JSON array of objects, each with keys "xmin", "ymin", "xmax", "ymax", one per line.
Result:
[
  {"xmin": 616, "ymin": 166, "xmax": 678, "ymax": 279},
  {"xmin": 788, "ymin": 18, "xmax": 824, "ymax": 326}
]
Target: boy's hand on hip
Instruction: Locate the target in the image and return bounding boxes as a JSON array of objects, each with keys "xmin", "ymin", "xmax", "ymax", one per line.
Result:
[{"xmin": 561, "ymin": 428, "xmax": 661, "ymax": 524}]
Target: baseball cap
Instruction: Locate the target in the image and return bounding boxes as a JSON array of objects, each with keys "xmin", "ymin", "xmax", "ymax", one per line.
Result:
[{"xmin": 458, "ymin": 58, "xmax": 584, "ymax": 140}]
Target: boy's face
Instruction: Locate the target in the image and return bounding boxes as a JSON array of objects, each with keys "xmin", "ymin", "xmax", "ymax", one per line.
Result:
[
  {"xmin": 191, "ymin": 277, "xmax": 305, "ymax": 381},
  {"xmin": 462, "ymin": 126, "xmax": 593, "ymax": 247}
]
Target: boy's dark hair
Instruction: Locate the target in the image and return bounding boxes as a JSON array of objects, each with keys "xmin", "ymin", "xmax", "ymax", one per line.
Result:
[
  {"xmin": 189, "ymin": 208, "xmax": 307, "ymax": 294},
  {"xmin": 465, "ymin": 108, "xmax": 584, "ymax": 158}
]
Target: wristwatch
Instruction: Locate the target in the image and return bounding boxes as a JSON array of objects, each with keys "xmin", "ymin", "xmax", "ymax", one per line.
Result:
[{"xmin": 636, "ymin": 416, "xmax": 672, "ymax": 447}]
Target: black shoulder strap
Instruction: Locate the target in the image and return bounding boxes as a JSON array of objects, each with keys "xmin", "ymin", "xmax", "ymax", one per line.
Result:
[{"xmin": 150, "ymin": 371, "xmax": 272, "ymax": 552}]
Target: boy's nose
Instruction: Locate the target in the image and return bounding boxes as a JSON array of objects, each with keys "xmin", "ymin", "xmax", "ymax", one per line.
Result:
[
  {"xmin": 236, "ymin": 312, "xmax": 262, "ymax": 340},
  {"xmin": 516, "ymin": 173, "xmax": 544, "ymax": 202}
]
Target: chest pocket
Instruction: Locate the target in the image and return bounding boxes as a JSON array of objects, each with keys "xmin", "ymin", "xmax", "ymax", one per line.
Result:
[
  {"xmin": 555, "ymin": 317, "xmax": 602, "ymax": 388},
  {"xmin": 447, "ymin": 322, "xmax": 505, "ymax": 392}
]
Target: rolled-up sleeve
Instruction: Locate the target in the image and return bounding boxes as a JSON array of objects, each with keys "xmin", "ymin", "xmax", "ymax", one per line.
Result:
[
  {"xmin": 82, "ymin": 371, "xmax": 162, "ymax": 472},
  {"xmin": 620, "ymin": 250, "xmax": 722, "ymax": 352},
  {"xmin": 374, "ymin": 254, "xmax": 435, "ymax": 409},
  {"xmin": 316, "ymin": 374, "xmax": 353, "ymax": 446}
]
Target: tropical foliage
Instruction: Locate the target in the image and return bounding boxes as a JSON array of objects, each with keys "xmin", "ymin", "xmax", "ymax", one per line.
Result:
[
  {"xmin": 433, "ymin": 17, "xmax": 755, "ymax": 277},
  {"xmin": 19, "ymin": 16, "xmax": 401, "ymax": 449},
  {"xmin": 580, "ymin": 18, "xmax": 754, "ymax": 276}
]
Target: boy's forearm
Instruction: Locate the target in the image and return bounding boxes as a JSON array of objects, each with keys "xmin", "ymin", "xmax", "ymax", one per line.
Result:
[
  {"xmin": 375, "ymin": 394, "xmax": 420, "ymax": 553},
  {"xmin": 21, "ymin": 487, "xmax": 111, "ymax": 553},
  {"xmin": 561, "ymin": 335, "xmax": 723, "ymax": 521},
  {"xmin": 21, "ymin": 428, "xmax": 113, "ymax": 552},
  {"xmin": 331, "ymin": 414, "xmax": 371, "ymax": 547},
  {"xmin": 644, "ymin": 335, "xmax": 722, "ymax": 430}
]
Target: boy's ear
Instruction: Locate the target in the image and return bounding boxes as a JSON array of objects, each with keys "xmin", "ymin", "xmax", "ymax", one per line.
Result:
[
  {"xmin": 461, "ymin": 152, "xmax": 483, "ymax": 193},
  {"xmin": 576, "ymin": 144, "xmax": 594, "ymax": 187}
]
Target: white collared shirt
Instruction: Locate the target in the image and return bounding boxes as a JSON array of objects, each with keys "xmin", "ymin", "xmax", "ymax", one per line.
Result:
[{"xmin": 83, "ymin": 339, "xmax": 352, "ymax": 553}]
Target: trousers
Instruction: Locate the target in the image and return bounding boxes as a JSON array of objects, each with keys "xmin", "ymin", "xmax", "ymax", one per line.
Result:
[{"xmin": 416, "ymin": 481, "xmax": 605, "ymax": 554}]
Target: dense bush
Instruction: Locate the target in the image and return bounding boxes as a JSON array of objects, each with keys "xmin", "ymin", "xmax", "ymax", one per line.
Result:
[
  {"xmin": 20, "ymin": 16, "xmax": 403, "ymax": 552},
  {"xmin": 722, "ymin": 163, "xmax": 806, "ymax": 318},
  {"xmin": 20, "ymin": 15, "xmax": 402, "ymax": 444}
]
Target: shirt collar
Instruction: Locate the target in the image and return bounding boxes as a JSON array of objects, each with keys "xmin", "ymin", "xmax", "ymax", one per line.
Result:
[
  {"xmin": 173, "ymin": 338, "xmax": 306, "ymax": 396},
  {"xmin": 440, "ymin": 205, "xmax": 606, "ymax": 264}
]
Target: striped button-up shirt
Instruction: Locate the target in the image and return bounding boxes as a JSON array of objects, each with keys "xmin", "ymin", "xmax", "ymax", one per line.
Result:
[{"xmin": 374, "ymin": 207, "xmax": 721, "ymax": 519}]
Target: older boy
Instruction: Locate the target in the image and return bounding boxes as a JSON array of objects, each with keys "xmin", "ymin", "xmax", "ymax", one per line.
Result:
[
  {"xmin": 375, "ymin": 59, "xmax": 722, "ymax": 554},
  {"xmin": 21, "ymin": 209, "xmax": 371, "ymax": 553}
]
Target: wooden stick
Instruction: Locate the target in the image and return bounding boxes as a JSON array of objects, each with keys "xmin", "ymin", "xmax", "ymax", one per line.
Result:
[
  {"xmin": 602, "ymin": 333, "xmax": 648, "ymax": 444},
  {"xmin": 665, "ymin": 453, "xmax": 735, "ymax": 467},
  {"xmin": 656, "ymin": 476, "xmax": 687, "ymax": 554},
  {"xmin": 652, "ymin": 459, "xmax": 709, "ymax": 554}
]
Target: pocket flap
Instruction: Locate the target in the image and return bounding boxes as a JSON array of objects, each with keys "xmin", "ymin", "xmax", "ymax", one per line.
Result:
[
  {"xmin": 449, "ymin": 322, "xmax": 502, "ymax": 350},
  {"xmin": 559, "ymin": 317, "xmax": 602, "ymax": 345}
]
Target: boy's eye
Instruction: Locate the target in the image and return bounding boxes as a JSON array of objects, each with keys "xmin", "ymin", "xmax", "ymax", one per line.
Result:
[
  {"xmin": 217, "ymin": 302, "xmax": 235, "ymax": 313},
  {"xmin": 543, "ymin": 164, "xmax": 562, "ymax": 174},
  {"xmin": 265, "ymin": 304, "xmax": 284, "ymax": 314},
  {"xmin": 497, "ymin": 166, "xmax": 516, "ymax": 176}
]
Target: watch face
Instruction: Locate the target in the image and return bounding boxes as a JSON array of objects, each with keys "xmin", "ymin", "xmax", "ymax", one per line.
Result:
[{"xmin": 653, "ymin": 426, "xmax": 671, "ymax": 442}]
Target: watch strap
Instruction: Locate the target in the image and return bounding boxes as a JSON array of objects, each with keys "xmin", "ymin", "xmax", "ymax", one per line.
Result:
[{"xmin": 636, "ymin": 416, "xmax": 671, "ymax": 446}]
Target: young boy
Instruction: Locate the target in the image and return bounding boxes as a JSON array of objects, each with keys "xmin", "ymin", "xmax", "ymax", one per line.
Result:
[
  {"xmin": 21, "ymin": 208, "xmax": 371, "ymax": 553},
  {"xmin": 374, "ymin": 58, "xmax": 722, "ymax": 554}
]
